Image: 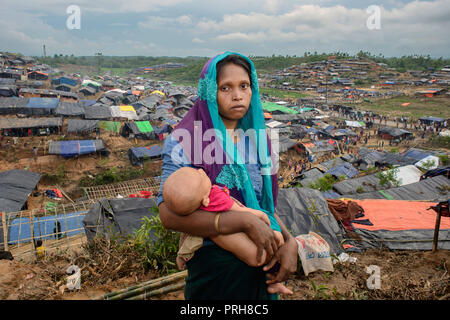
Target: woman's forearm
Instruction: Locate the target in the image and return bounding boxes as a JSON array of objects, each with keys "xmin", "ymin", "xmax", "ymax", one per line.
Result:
[{"xmin": 159, "ymin": 202, "xmax": 250, "ymax": 238}]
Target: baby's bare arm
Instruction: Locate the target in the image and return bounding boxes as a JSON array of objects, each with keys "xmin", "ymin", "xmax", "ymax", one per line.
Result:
[{"xmin": 230, "ymin": 202, "xmax": 271, "ymax": 226}]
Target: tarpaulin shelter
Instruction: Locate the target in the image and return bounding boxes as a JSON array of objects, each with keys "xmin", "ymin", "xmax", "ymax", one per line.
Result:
[
  {"xmin": 79, "ymin": 99, "xmax": 96, "ymax": 107},
  {"xmin": 67, "ymin": 119, "xmax": 99, "ymax": 134},
  {"xmin": 378, "ymin": 127, "xmax": 412, "ymax": 140},
  {"xmin": 128, "ymin": 145, "xmax": 163, "ymax": 166},
  {"xmin": 348, "ymin": 199, "xmax": 450, "ymax": 250},
  {"xmin": 278, "ymin": 135, "xmax": 299, "ymax": 153},
  {"xmin": 261, "ymin": 101, "xmax": 299, "ymax": 115},
  {"xmin": 79, "ymin": 86, "xmax": 96, "ymax": 96},
  {"xmin": 55, "ymin": 101, "xmax": 85, "ymax": 117},
  {"xmin": 415, "ymin": 155, "xmax": 440, "ymax": 170},
  {"xmin": 84, "ymin": 105, "xmax": 113, "ymax": 120},
  {"xmin": 345, "ymin": 120, "xmax": 365, "ymax": 128},
  {"xmin": 110, "ymin": 105, "xmax": 138, "ymax": 120},
  {"xmin": 0, "ymin": 170, "xmax": 41, "ymax": 213},
  {"xmin": 24, "ymin": 97, "xmax": 59, "ymax": 115},
  {"xmin": 7, "ymin": 211, "xmax": 85, "ymax": 245},
  {"xmin": 0, "ymin": 117, "xmax": 62, "ymax": 136},
  {"xmin": 295, "ymin": 168, "xmax": 325, "ymax": 188},
  {"xmin": 173, "ymin": 105, "xmax": 191, "ymax": 119},
  {"xmin": 331, "ymin": 175, "xmax": 449, "ymax": 202},
  {"xmin": 98, "ymin": 121, "xmax": 121, "ymax": 133},
  {"xmin": 48, "ymin": 140, "xmax": 107, "ymax": 158},
  {"xmin": 319, "ymin": 158, "xmax": 347, "ymax": 171},
  {"xmin": 121, "ymin": 121, "xmax": 155, "ymax": 140},
  {"xmin": 52, "ymin": 76, "xmax": 77, "ymax": 87},
  {"xmin": 276, "ymin": 188, "xmax": 345, "ymax": 254},
  {"xmin": 333, "ymin": 165, "xmax": 423, "ymax": 195},
  {"xmin": 82, "ymin": 198, "xmax": 158, "ymax": 241},
  {"xmin": 419, "ymin": 116, "xmax": 445, "ymax": 126},
  {"xmin": 0, "ymin": 85, "xmax": 17, "ymax": 97},
  {"xmin": 325, "ymin": 162, "xmax": 359, "ymax": 180},
  {"xmin": 0, "ymin": 97, "xmax": 29, "ymax": 114}
]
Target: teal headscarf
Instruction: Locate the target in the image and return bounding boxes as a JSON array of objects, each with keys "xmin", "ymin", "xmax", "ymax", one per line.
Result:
[{"xmin": 194, "ymin": 51, "xmax": 280, "ymax": 232}]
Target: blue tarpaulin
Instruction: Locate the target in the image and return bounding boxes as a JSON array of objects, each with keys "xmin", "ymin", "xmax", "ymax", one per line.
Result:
[
  {"xmin": 326, "ymin": 162, "xmax": 359, "ymax": 179},
  {"xmin": 128, "ymin": 146, "xmax": 163, "ymax": 165},
  {"xmin": 130, "ymin": 146, "xmax": 162, "ymax": 159},
  {"xmin": 403, "ymin": 149, "xmax": 431, "ymax": 162},
  {"xmin": 26, "ymin": 97, "xmax": 59, "ymax": 109},
  {"xmin": 48, "ymin": 140, "xmax": 106, "ymax": 157},
  {"xmin": 7, "ymin": 211, "xmax": 86, "ymax": 244}
]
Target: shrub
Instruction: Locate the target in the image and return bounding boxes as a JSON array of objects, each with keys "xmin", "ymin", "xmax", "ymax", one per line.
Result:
[
  {"xmin": 132, "ymin": 207, "xmax": 180, "ymax": 275},
  {"xmin": 377, "ymin": 167, "xmax": 401, "ymax": 187}
]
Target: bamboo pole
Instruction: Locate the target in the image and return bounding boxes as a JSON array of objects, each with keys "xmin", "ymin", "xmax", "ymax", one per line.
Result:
[
  {"xmin": 1, "ymin": 212, "xmax": 8, "ymax": 251},
  {"xmin": 93, "ymin": 270, "xmax": 187, "ymax": 300},
  {"xmin": 126, "ymin": 281, "xmax": 185, "ymax": 300},
  {"xmin": 29, "ymin": 213, "xmax": 36, "ymax": 262},
  {"xmin": 432, "ymin": 207, "xmax": 442, "ymax": 252}
]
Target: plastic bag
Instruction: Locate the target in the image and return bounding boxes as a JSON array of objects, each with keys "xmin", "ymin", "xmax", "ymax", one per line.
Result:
[{"xmin": 295, "ymin": 231, "xmax": 334, "ymax": 276}]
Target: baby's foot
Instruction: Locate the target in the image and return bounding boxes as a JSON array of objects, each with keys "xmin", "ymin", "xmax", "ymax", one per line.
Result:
[{"xmin": 267, "ymin": 283, "xmax": 293, "ymax": 295}]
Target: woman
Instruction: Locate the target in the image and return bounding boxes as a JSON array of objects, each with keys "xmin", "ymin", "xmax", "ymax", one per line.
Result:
[{"xmin": 158, "ymin": 52, "xmax": 298, "ymax": 300}]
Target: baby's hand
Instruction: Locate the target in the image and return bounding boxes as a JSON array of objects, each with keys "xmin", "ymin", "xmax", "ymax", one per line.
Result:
[{"xmin": 249, "ymin": 209, "xmax": 271, "ymax": 226}]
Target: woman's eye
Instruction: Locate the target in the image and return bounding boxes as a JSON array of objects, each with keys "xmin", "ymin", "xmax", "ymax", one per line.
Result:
[
  {"xmin": 220, "ymin": 86, "xmax": 229, "ymax": 91},
  {"xmin": 241, "ymin": 83, "xmax": 249, "ymax": 89}
]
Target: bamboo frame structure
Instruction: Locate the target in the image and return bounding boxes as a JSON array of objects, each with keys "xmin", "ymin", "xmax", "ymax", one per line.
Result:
[
  {"xmin": 82, "ymin": 177, "xmax": 160, "ymax": 201},
  {"xmin": 0, "ymin": 199, "xmax": 96, "ymax": 261}
]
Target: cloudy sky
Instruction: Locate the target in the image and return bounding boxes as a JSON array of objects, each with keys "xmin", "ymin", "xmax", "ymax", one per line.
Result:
[{"xmin": 2, "ymin": 0, "xmax": 449, "ymax": 58}]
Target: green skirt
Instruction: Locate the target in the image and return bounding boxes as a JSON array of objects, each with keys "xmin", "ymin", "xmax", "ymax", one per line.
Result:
[{"xmin": 184, "ymin": 243, "xmax": 278, "ymax": 300}]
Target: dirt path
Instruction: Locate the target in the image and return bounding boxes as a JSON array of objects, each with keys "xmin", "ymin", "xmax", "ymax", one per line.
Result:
[{"xmin": 1, "ymin": 248, "xmax": 448, "ymax": 300}]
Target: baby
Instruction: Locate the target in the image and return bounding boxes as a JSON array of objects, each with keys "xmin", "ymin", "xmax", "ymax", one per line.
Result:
[{"xmin": 162, "ymin": 166, "xmax": 292, "ymax": 295}]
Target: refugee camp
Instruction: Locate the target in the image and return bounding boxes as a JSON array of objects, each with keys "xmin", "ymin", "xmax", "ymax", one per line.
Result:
[{"xmin": 0, "ymin": 0, "xmax": 449, "ymax": 304}]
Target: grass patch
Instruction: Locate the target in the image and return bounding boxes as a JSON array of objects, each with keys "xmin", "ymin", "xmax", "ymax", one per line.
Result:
[
  {"xmin": 260, "ymin": 87, "xmax": 309, "ymax": 99},
  {"xmin": 355, "ymin": 95, "xmax": 450, "ymax": 120},
  {"xmin": 429, "ymin": 135, "xmax": 450, "ymax": 149}
]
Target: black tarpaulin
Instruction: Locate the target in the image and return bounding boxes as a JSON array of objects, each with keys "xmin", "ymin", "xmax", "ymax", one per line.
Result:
[
  {"xmin": 276, "ymin": 187, "xmax": 345, "ymax": 254},
  {"xmin": 82, "ymin": 198, "xmax": 158, "ymax": 240}
]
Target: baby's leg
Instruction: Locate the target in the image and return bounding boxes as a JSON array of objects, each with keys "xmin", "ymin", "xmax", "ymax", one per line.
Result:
[{"xmin": 211, "ymin": 233, "xmax": 267, "ymax": 267}]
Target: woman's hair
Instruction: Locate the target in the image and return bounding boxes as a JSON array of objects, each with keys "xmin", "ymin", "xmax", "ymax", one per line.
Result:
[{"xmin": 216, "ymin": 54, "xmax": 252, "ymax": 86}]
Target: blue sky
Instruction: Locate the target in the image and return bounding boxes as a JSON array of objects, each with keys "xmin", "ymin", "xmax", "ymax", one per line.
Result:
[{"xmin": 2, "ymin": 0, "xmax": 449, "ymax": 58}]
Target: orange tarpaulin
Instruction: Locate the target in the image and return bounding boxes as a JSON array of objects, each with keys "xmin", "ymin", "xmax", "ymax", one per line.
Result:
[
  {"xmin": 264, "ymin": 112, "xmax": 272, "ymax": 119},
  {"xmin": 351, "ymin": 200, "xmax": 450, "ymax": 231},
  {"xmin": 401, "ymin": 103, "xmax": 410, "ymax": 106}
]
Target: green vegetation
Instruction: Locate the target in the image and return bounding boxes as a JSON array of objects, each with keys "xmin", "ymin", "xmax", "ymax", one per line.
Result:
[
  {"xmin": 439, "ymin": 154, "xmax": 449, "ymax": 166},
  {"xmin": 259, "ymin": 87, "xmax": 309, "ymax": 99},
  {"xmin": 356, "ymin": 96, "xmax": 450, "ymax": 120},
  {"xmin": 133, "ymin": 207, "xmax": 180, "ymax": 274},
  {"xmin": 377, "ymin": 168, "xmax": 401, "ymax": 187},
  {"xmin": 429, "ymin": 135, "xmax": 450, "ymax": 149},
  {"xmin": 308, "ymin": 174, "xmax": 345, "ymax": 191},
  {"xmin": 79, "ymin": 166, "xmax": 145, "ymax": 187},
  {"xmin": 41, "ymin": 164, "xmax": 66, "ymax": 184}
]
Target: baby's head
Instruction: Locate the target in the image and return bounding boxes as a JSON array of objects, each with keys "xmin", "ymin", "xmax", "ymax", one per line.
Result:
[{"xmin": 163, "ymin": 167, "xmax": 212, "ymax": 215}]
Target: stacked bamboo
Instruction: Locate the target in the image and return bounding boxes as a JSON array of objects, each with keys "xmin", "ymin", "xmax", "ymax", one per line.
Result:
[{"xmin": 93, "ymin": 270, "xmax": 187, "ymax": 300}]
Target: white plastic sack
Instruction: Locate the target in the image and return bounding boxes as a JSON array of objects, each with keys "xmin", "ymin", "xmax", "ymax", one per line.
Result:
[{"xmin": 295, "ymin": 232, "xmax": 334, "ymax": 276}]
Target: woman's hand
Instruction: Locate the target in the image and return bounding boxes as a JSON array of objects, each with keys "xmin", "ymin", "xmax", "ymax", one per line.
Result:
[
  {"xmin": 241, "ymin": 213, "xmax": 279, "ymax": 265},
  {"xmin": 263, "ymin": 236, "xmax": 298, "ymax": 284}
]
